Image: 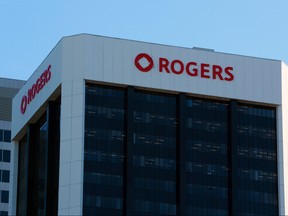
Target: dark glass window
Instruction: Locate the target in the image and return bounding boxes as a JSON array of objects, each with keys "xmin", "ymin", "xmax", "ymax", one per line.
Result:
[
  {"xmin": 0, "ymin": 211, "xmax": 8, "ymax": 216},
  {"xmin": 0, "ymin": 130, "xmax": 3, "ymax": 142},
  {"xmin": 2, "ymin": 150, "xmax": 10, "ymax": 162},
  {"xmin": 1, "ymin": 190, "xmax": 9, "ymax": 203},
  {"xmin": 1, "ymin": 170, "xmax": 9, "ymax": 183},
  {"xmin": 3, "ymin": 131, "xmax": 11, "ymax": 143},
  {"xmin": 0, "ymin": 150, "xmax": 2, "ymax": 161}
]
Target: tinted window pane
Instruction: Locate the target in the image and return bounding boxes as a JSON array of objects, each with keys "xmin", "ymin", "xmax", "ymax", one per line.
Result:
[
  {"xmin": 0, "ymin": 130, "xmax": 3, "ymax": 142},
  {"xmin": 0, "ymin": 211, "xmax": 8, "ymax": 216},
  {"xmin": 2, "ymin": 170, "xmax": 9, "ymax": 183},
  {"xmin": 2, "ymin": 150, "xmax": 10, "ymax": 162},
  {"xmin": 3, "ymin": 130, "xmax": 11, "ymax": 143},
  {"xmin": 1, "ymin": 190, "xmax": 9, "ymax": 203}
]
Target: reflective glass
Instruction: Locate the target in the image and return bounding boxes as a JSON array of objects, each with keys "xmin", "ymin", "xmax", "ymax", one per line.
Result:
[
  {"xmin": 131, "ymin": 91, "xmax": 177, "ymax": 216},
  {"xmin": 185, "ymin": 98, "xmax": 229, "ymax": 215},
  {"xmin": 3, "ymin": 130, "xmax": 11, "ymax": 143},
  {"xmin": 2, "ymin": 150, "xmax": 10, "ymax": 162},
  {"xmin": 1, "ymin": 190, "xmax": 9, "ymax": 203},
  {"xmin": 2, "ymin": 170, "xmax": 9, "ymax": 183},
  {"xmin": 83, "ymin": 85, "xmax": 125, "ymax": 215},
  {"xmin": 236, "ymin": 104, "xmax": 278, "ymax": 216}
]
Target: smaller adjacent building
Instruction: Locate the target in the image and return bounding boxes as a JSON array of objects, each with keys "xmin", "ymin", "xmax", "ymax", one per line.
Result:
[{"xmin": 0, "ymin": 78, "xmax": 25, "ymax": 216}]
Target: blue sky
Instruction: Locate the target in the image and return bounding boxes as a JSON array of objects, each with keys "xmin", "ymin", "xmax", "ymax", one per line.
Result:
[{"xmin": 1, "ymin": 0, "xmax": 287, "ymax": 80}]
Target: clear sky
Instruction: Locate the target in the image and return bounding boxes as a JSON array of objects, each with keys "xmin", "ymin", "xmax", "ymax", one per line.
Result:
[{"xmin": 1, "ymin": 0, "xmax": 287, "ymax": 80}]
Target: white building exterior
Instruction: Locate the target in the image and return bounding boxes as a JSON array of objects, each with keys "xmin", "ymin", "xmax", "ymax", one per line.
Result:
[{"xmin": 11, "ymin": 34, "xmax": 288, "ymax": 215}]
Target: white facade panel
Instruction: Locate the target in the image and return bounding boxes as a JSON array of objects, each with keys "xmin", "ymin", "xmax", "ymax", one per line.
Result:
[
  {"xmin": 60, "ymin": 35, "xmax": 281, "ymax": 107},
  {"xmin": 278, "ymin": 62, "xmax": 288, "ymax": 215},
  {"xmin": 12, "ymin": 42, "xmax": 63, "ymax": 139}
]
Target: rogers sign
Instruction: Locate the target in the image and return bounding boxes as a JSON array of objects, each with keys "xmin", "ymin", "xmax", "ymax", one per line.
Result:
[
  {"xmin": 20, "ymin": 65, "xmax": 52, "ymax": 114},
  {"xmin": 134, "ymin": 53, "xmax": 234, "ymax": 81}
]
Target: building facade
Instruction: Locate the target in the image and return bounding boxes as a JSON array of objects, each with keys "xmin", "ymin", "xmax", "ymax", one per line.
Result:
[
  {"xmin": 0, "ymin": 78, "xmax": 25, "ymax": 216},
  {"xmin": 11, "ymin": 34, "xmax": 288, "ymax": 215}
]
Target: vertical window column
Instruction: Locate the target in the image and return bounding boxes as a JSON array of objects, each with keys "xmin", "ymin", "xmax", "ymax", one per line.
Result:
[
  {"xmin": 46, "ymin": 101, "xmax": 61, "ymax": 216},
  {"xmin": 178, "ymin": 93, "xmax": 187, "ymax": 216},
  {"xmin": 235, "ymin": 104, "xmax": 278, "ymax": 216},
  {"xmin": 229, "ymin": 100, "xmax": 238, "ymax": 215},
  {"xmin": 125, "ymin": 86, "xmax": 134, "ymax": 216},
  {"xmin": 185, "ymin": 98, "xmax": 229, "ymax": 215},
  {"xmin": 130, "ymin": 91, "xmax": 177, "ymax": 216},
  {"xmin": 83, "ymin": 85, "xmax": 125, "ymax": 215}
]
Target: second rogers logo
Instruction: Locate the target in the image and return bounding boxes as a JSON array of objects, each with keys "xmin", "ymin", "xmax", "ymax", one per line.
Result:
[
  {"xmin": 20, "ymin": 65, "xmax": 52, "ymax": 114},
  {"xmin": 134, "ymin": 53, "xmax": 235, "ymax": 82}
]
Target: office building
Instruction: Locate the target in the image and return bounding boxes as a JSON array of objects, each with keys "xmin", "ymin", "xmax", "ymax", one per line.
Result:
[
  {"xmin": 11, "ymin": 34, "xmax": 288, "ymax": 215},
  {"xmin": 0, "ymin": 78, "xmax": 25, "ymax": 216}
]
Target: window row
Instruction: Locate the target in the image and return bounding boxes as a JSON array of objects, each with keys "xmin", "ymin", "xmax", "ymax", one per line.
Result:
[
  {"xmin": 133, "ymin": 155, "xmax": 176, "ymax": 170},
  {"xmin": 84, "ymin": 151, "xmax": 124, "ymax": 164},
  {"xmin": 238, "ymin": 146, "xmax": 276, "ymax": 161},
  {"xmin": 187, "ymin": 206, "xmax": 228, "ymax": 216},
  {"xmin": 187, "ymin": 184, "xmax": 228, "ymax": 199},
  {"xmin": 133, "ymin": 199, "xmax": 176, "ymax": 215},
  {"xmin": 133, "ymin": 111, "xmax": 177, "ymax": 126},
  {"xmin": 186, "ymin": 162, "xmax": 228, "ymax": 177},
  {"xmin": 237, "ymin": 106, "xmax": 275, "ymax": 118},
  {"xmin": 133, "ymin": 177, "xmax": 176, "ymax": 193},
  {"xmin": 238, "ymin": 190, "xmax": 278, "ymax": 205},
  {"xmin": 133, "ymin": 133, "xmax": 175, "ymax": 148},
  {"xmin": 84, "ymin": 172, "xmax": 123, "ymax": 186},
  {"xmin": 84, "ymin": 195, "xmax": 122, "ymax": 209},
  {"xmin": 237, "ymin": 125, "xmax": 276, "ymax": 139},
  {"xmin": 238, "ymin": 168, "xmax": 277, "ymax": 182}
]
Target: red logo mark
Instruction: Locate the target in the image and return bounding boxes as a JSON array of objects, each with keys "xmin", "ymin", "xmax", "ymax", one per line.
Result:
[
  {"xmin": 134, "ymin": 53, "xmax": 154, "ymax": 72},
  {"xmin": 20, "ymin": 65, "xmax": 52, "ymax": 114}
]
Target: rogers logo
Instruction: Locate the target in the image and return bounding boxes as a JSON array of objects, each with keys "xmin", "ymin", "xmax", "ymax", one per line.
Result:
[
  {"xmin": 20, "ymin": 65, "xmax": 52, "ymax": 114},
  {"xmin": 134, "ymin": 53, "xmax": 154, "ymax": 72},
  {"xmin": 134, "ymin": 53, "xmax": 234, "ymax": 81}
]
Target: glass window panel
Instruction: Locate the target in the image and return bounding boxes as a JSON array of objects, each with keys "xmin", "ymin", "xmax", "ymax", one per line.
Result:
[
  {"xmin": 2, "ymin": 170, "xmax": 9, "ymax": 183},
  {"xmin": 0, "ymin": 130, "xmax": 3, "ymax": 142},
  {"xmin": 3, "ymin": 130, "xmax": 11, "ymax": 143},
  {"xmin": 0, "ymin": 211, "xmax": 8, "ymax": 216},
  {"xmin": 1, "ymin": 190, "xmax": 9, "ymax": 203},
  {"xmin": 2, "ymin": 150, "xmax": 10, "ymax": 162}
]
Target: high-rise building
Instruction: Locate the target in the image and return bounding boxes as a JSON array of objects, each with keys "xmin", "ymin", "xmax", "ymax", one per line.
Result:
[
  {"xmin": 0, "ymin": 78, "xmax": 25, "ymax": 216},
  {"xmin": 11, "ymin": 34, "xmax": 288, "ymax": 215}
]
